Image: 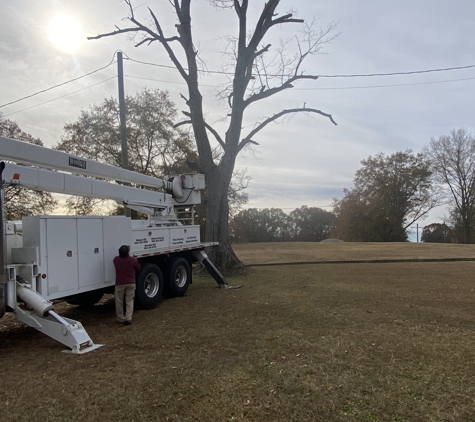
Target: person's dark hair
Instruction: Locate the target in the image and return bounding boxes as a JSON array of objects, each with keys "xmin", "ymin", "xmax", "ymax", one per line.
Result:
[{"xmin": 118, "ymin": 245, "xmax": 130, "ymax": 258}]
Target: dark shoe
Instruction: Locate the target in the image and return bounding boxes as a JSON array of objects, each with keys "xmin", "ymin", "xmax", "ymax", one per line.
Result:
[{"xmin": 124, "ymin": 320, "xmax": 132, "ymax": 325}]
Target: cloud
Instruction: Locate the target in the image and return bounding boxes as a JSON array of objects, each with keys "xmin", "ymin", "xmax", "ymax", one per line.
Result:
[{"xmin": 2, "ymin": 0, "xmax": 475, "ymax": 230}]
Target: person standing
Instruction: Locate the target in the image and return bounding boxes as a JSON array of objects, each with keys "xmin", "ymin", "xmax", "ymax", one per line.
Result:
[{"xmin": 113, "ymin": 245, "xmax": 141, "ymax": 325}]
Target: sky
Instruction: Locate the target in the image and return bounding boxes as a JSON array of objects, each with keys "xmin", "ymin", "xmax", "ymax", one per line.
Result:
[{"xmin": 1, "ymin": 0, "xmax": 475, "ymax": 241}]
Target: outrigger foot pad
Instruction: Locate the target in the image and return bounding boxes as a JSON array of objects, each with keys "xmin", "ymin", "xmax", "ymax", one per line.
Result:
[
  {"xmin": 219, "ymin": 284, "xmax": 244, "ymax": 289},
  {"xmin": 193, "ymin": 250, "xmax": 243, "ymax": 289}
]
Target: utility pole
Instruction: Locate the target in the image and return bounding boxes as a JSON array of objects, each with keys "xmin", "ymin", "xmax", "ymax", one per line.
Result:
[
  {"xmin": 411, "ymin": 223, "xmax": 419, "ymax": 242},
  {"xmin": 117, "ymin": 51, "xmax": 131, "ymax": 217},
  {"xmin": 0, "ymin": 163, "xmax": 6, "ymax": 318}
]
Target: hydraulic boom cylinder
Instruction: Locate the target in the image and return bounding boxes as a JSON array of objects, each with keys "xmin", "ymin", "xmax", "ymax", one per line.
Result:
[{"xmin": 16, "ymin": 279, "xmax": 54, "ymax": 317}]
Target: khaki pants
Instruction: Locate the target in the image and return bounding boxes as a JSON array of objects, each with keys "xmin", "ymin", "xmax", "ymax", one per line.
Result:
[{"xmin": 115, "ymin": 283, "xmax": 136, "ymax": 322}]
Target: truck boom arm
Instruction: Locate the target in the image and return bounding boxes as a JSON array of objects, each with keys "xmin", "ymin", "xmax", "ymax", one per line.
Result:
[
  {"xmin": 0, "ymin": 136, "xmax": 169, "ymax": 190},
  {"xmin": 2, "ymin": 162, "xmax": 171, "ymax": 216},
  {"xmin": 0, "ymin": 136, "xmax": 205, "ymax": 215}
]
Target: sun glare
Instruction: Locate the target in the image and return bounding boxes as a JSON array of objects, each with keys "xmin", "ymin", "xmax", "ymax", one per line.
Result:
[{"xmin": 48, "ymin": 14, "xmax": 85, "ymax": 53}]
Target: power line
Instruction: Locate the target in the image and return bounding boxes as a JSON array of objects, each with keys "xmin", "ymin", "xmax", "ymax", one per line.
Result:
[
  {"xmin": 124, "ymin": 74, "xmax": 215, "ymax": 87},
  {"xmin": 0, "ymin": 52, "xmax": 118, "ymax": 109},
  {"xmin": 124, "ymin": 56, "xmax": 177, "ymax": 72},
  {"xmin": 125, "ymin": 56, "xmax": 475, "ymax": 78},
  {"xmin": 3, "ymin": 77, "xmax": 117, "ymax": 118},
  {"xmin": 316, "ymin": 64, "xmax": 475, "ymax": 78},
  {"xmin": 243, "ymin": 205, "xmax": 334, "ymax": 210},
  {"xmin": 125, "ymin": 73, "xmax": 475, "ymax": 91},
  {"xmin": 4, "ymin": 71, "xmax": 475, "ymax": 118},
  {"xmin": 3, "ymin": 50, "xmax": 475, "ymax": 112},
  {"xmin": 293, "ymin": 76, "xmax": 475, "ymax": 90}
]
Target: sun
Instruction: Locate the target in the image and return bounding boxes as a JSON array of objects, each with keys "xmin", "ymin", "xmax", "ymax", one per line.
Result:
[{"xmin": 48, "ymin": 14, "xmax": 85, "ymax": 53}]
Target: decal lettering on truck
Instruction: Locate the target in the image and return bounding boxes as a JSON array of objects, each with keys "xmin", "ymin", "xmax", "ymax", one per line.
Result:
[
  {"xmin": 69, "ymin": 157, "xmax": 86, "ymax": 169},
  {"xmin": 172, "ymin": 237, "xmax": 184, "ymax": 245}
]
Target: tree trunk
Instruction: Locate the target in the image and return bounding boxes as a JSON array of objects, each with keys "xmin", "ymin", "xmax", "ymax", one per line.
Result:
[
  {"xmin": 203, "ymin": 163, "xmax": 243, "ymax": 272},
  {"xmin": 462, "ymin": 217, "xmax": 471, "ymax": 244}
]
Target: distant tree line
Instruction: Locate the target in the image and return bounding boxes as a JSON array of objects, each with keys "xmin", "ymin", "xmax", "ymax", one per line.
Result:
[
  {"xmin": 231, "ymin": 206, "xmax": 336, "ymax": 243},
  {"xmin": 234, "ymin": 129, "xmax": 475, "ymax": 245}
]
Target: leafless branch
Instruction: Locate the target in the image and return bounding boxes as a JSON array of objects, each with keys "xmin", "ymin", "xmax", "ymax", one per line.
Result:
[
  {"xmin": 272, "ymin": 14, "xmax": 304, "ymax": 26},
  {"xmin": 173, "ymin": 120, "xmax": 192, "ymax": 129},
  {"xmin": 244, "ymin": 74, "xmax": 318, "ymax": 107},
  {"xmin": 208, "ymin": 0, "xmax": 235, "ymax": 10},
  {"xmin": 238, "ymin": 107, "xmax": 337, "ymax": 153},
  {"xmin": 88, "ymin": 1, "xmax": 189, "ymax": 82},
  {"xmin": 247, "ymin": 0, "xmax": 305, "ymax": 55},
  {"xmin": 254, "ymin": 43, "xmax": 272, "ymax": 59},
  {"xmin": 88, "ymin": 27, "xmax": 139, "ymax": 40},
  {"xmin": 175, "ymin": 112, "xmax": 226, "ymax": 149},
  {"xmin": 180, "ymin": 94, "xmax": 190, "ymax": 106}
]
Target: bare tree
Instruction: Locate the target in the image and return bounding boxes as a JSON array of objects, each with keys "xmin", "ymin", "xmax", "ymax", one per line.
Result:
[
  {"xmin": 89, "ymin": 0, "xmax": 338, "ymax": 270},
  {"xmin": 425, "ymin": 128, "xmax": 475, "ymax": 244}
]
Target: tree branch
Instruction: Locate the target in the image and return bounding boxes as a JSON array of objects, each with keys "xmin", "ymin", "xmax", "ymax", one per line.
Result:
[
  {"xmin": 238, "ymin": 107, "xmax": 337, "ymax": 153},
  {"xmin": 145, "ymin": 8, "xmax": 189, "ymax": 81},
  {"xmin": 233, "ymin": 0, "xmax": 241, "ymax": 16},
  {"xmin": 248, "ymin": 0, "xmax": 279, "ymax": 51},
  {"xmin": 175, "ymin": 112, "xmax": 226, "ymax": 149},
  {"xmin": 88, "ymin": 2, "xmax": 189, "ymax": 83},
  {"xmin": 88, "ymin": 27, "xmax": 139, "ymax": 40},
  {"xmin": 244, "ymin": 74, "xmax": 319, "ymax": 107},
  {"xmin": 247, "ymin": 1, "xmax": 303, "ymax": 55},
  {"xmin": 254, "ymin": 43, "xmax": 271, "ymax": 59},
  {"xmin": 272, "ymin": 14, "xmax": 304, "ymax": 26},
  {"xmin": 173, "ymin": 119, "xmax": 192, "ymax": 129}
]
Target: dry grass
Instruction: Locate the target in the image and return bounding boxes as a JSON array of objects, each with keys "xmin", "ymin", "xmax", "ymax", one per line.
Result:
[
  {"xmin": 232, "ymin": 241, "xmax": 475, "ymax": 265},
  {"xmin": 1, "ymin": 242, "xmax": 475, "ymax": 421}
]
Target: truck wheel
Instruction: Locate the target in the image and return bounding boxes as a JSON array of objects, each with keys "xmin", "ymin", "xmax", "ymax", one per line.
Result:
[
  {"xmin": 164, "ymin": 257, "xmax": 191, "ymax": 297},
  {"xmin": 66, "ymin": 290, "xmax": 104, "ymax": 306},
  {"xmin": 135, "ymin": 264, "xmax": 164, "ymax": 309}
]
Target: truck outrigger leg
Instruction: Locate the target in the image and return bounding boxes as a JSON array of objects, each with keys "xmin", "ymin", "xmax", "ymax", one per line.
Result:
[
  {"xmin": 15, "ymin": 279, "xmax": 102, "ymax": 354},
  {"xmin": 194, "ymin": 250, "xmax": 228, "ymax": 287},
  {"xmin": 193, "ymin": 250, "xmax": 243, "ymax": 290}
]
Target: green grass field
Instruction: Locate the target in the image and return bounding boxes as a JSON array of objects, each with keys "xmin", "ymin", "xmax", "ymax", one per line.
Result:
[{"xmin": 1, "ymin": 242, "xmax": 474, "ymax": 421}]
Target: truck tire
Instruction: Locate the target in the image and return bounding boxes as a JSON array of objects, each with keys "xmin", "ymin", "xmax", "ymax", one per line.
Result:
[
  {"xmin": 66, "ymin": 290, "xmax": 104, "ymax": 306},
  {"xmin": 135, "ymin": 264, "xmax": 164, "ymax": 309},
  {"xmin": 164, "ymin": 257, "xmax": 191, "ymax": 297}
]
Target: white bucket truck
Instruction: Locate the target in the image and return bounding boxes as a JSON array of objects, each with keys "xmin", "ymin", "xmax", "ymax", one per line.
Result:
[{"xmin": 0, "ymin": 136, "xmax": 228, "ymax": 354}]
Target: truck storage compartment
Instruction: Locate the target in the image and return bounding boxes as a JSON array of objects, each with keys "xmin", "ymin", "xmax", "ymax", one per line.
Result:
[{"xmin": 21, "ymin": 216, "xmax": 131, "ymax": 300}]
